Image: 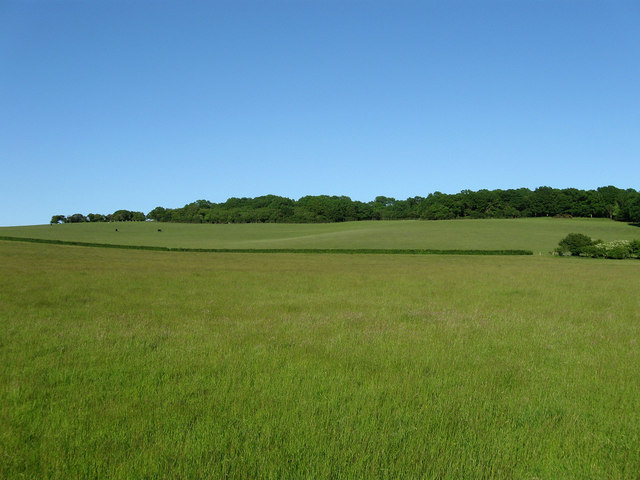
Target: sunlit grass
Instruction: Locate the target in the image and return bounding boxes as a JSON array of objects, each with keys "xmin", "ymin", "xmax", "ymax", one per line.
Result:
[
  {"xmin": 1, "ymin": 241, "xmax": 639, "ymax": 478},
  {"xmin": 1, "ymin": 217, "xmax": 638, "ymax": 253}
]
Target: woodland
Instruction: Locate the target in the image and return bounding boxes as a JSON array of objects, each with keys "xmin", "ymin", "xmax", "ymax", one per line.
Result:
[{"xmin": 51, "ymin": 186, "xmax": 640, "ymax": 224}]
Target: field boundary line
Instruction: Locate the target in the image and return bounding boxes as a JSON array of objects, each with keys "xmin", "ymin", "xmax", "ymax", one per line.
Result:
[{"xmin": 0, "ymin": 235, "xmax": 533, "ymax": 255}]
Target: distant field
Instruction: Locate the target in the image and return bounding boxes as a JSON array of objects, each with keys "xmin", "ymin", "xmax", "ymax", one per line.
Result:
[
  {"xmin": 1, "ymin": 241, "xmax": 639, "ymax": 478},
  {"xmin": 1, "ymin": 217, "xmax": 638, "ymax": 253}
]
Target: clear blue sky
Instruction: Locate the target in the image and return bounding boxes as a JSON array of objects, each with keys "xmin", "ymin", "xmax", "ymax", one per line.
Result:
[{"xmin": 1, "ymin": 1, "xmax": 639, "ymax": 226}]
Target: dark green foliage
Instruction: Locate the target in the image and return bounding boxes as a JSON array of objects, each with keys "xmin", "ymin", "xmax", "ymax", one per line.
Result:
[
  {"xmin": 87, "ymin": 213, "xmax": 107, "ymax": 222},
  {"xmin": 147, "ymin": 206, "xmax": 171, "ymax": 222},
  {"xmin": 111, "ymin": 210, "xmax": 146, "ymax": 222},
  {"xmin": 557, "ymin": 233, "xmax": 595, "ymax": 256},
  {"xmin": 50, "ymin": 215, "xmax": 66, "ymax": 224},
  {"xmin": 66, "ymin": 213, "xmax": 88, "ymax": 223},
  {"xmin": 579, "ymin": 245, "xmax": 601, "ymax": 258},
  {"xmin": 629, "ymin": 197, "xmax": 640, "ymax": 223},
  {"xmin": 50, "ymin": 186, "xmax": 640, "ymax": 225}
]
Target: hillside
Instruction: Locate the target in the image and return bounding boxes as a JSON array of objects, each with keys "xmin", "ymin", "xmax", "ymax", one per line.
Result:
[{"xmin": 1, "ymin": 218, "xmax": 638, "ymax": 254}]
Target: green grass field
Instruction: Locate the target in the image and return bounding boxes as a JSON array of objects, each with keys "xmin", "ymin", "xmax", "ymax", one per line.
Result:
[
  {"xmin": 1, "ymin": 220, "xmax": 640, "ymax": 478},
  {"xmin": 2, "ymin": 217, "xmax": 639, "ymax": 253}
]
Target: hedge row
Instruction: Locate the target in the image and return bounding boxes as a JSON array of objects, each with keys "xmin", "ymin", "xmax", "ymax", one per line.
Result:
[{"xmin": 0, "ymin": 236, "xmax": 533, "ymax": 256}]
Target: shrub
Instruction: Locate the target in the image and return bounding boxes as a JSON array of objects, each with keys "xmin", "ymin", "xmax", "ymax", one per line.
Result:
[
  {"xmin": 557, "ymin": 233, "xmax": 595, "ymax": 256},
  {"xmin": 606, "ymin": 245, "xmax": 630, "ymax": 259},
  {"xmin": 585, "ymin": 240, "xmax": 632, "ymax": 259},
  {"xmin": 604, "ymin": 240, "xmax": 631, "ymax": 259},
  {"xmin": 556, "ymin": 236, "xmax": 639, "ymax": 259}
]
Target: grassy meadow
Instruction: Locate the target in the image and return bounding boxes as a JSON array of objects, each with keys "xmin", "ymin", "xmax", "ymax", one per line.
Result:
[
  {"xmin": 1, "ymin": 227, "xmax": 640, "ymax": 477},
  {"xmin": 2, "ymin": 217, "xmax": 639, "ymax": 253}
]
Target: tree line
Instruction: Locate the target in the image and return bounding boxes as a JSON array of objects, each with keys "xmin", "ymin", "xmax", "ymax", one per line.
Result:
[{"xmin": 51, "ymin": 186, "xmax": 640, "ymax": 225}]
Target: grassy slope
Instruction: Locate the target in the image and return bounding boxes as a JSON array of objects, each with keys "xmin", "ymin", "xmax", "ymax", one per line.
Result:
[
  {"xmin": 1, "ymin": 217, "xmax": 639, "ymax": 253},
  {"xmin": 1, "ymin": 241, "xmax": 639, "ymax": 478}
]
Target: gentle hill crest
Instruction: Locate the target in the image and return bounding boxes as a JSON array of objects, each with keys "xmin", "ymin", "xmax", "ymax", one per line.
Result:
[{"xmin": 2, "ymin": 218, "xmax": 639, "ymax": 254}]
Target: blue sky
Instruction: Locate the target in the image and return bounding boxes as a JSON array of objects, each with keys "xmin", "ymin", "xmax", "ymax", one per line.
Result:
[{"xmin": 1, "ymin": 1, "xmax": 639, "ymax": 226}]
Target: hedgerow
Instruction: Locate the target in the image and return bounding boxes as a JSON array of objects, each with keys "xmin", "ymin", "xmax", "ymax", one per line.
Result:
[{"xmin": 0, "ymin": 236, "xmax": 532, "ymax": 256}]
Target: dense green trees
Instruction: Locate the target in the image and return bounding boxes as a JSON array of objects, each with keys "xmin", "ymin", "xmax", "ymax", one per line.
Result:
[
  {"xmin": 87, "ymin": 213, "xmax": 107, "ymax": 222},
  {"xmin": 50, "ymin": 213, "xmax": 88, "ymax": 224},
  {"xmin": 50, "ymin": 186, "xmax": 640, "ymax": 225},
  {"xmin": 111, "ymin": 210, "xmax": 146, "ymax": 222}
]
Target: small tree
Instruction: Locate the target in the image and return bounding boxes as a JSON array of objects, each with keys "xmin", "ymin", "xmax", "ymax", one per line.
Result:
[
  {"xmin": 131, "ymin": 211, "xmax": 146, "ymax": 222},
  {"xmin": 87, "ymin": 213, "xmax": 106, "ymax": 222},
  {"xmin": 50, "ymin": 215, "xmax": 66, "ymax": 224},
  {"xmin": 557, "ymin": 233, "xmax": 594, "ymax": 256},
  {"xmin": 67, "ymin": 213, "xmax": 88, "ymax": 223},
  {"xmin": 111, "ymin": 210, "xmax": 133, "ymax": 222},
  {"xmin": 147, "ymin": 206, "xmax": 168, "ymax": 222}
]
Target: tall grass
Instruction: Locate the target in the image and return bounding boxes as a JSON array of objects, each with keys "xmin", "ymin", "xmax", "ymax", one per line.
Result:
[{"xmin": 1, "ymin": 241, "xmax": 639, "ymax": 478}]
